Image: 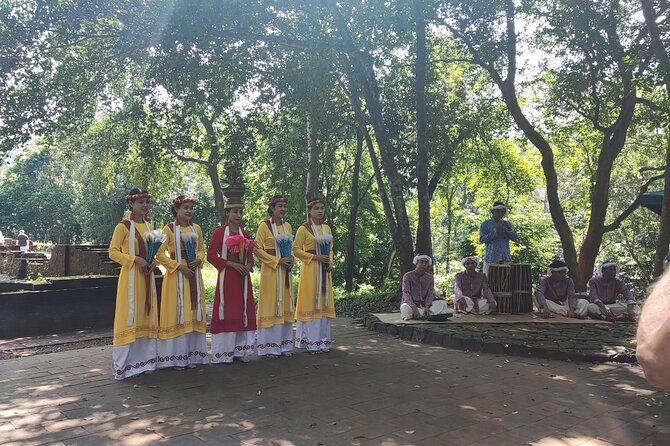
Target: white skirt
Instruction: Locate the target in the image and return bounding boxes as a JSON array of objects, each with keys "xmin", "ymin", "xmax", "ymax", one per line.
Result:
[
  {"xmin": 157, "ymin": 332, "xmax": 209, "ymax": 368},
  {"xmin": 211, "ymin": 331, "xmax": 256, "ymax": 364},
  {"xmin": 112, "ymin": 337, "xmax": 157, "ymax": 380},
  {"xmin": 257, "ymin": 323, "xmax": 293, "ymax": 356},
  {"xmin": 295, "ymin": 317, "xmax": 332, "ymax": 352}
]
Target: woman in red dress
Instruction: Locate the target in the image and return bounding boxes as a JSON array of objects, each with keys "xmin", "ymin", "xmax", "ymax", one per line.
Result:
[{"xmin": 207, "ymin": 173, "xmax": 256, "ymax": 363}]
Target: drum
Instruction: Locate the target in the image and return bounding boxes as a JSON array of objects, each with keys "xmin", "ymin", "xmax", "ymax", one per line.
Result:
[
  {"xmin": 487, "ymin": 263, "xmax": 511, "ymax": 294},
  {"xmin": 512, "ymin": 291, "xmax": 533, "ymax": 313},
  {"xmin": 510, "ymin": 264, "xmax": 532, "ymax": 293},
  {"xmin": 489, "ymin": 263, "xmax": 533, "ymax": 314},
  {"xmin": 495, "ymin": 292, "xmax": 514, "ymax": 314}
]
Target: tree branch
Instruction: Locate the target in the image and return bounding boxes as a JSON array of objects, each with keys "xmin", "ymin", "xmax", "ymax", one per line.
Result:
[
  {"xmin": 603, "ymin": 173, "xmax": 664, "ymax": 232},
  {"xmin": 172, "ymin": 152, "xmax": 208, "ymax": 166},
  {"xmin": 355, "ymin": 174, "xmax": 375, "ymax": 209},
  {"xmin": 637, "ymin": 97, "xmax": 669, "ymax": 114}
]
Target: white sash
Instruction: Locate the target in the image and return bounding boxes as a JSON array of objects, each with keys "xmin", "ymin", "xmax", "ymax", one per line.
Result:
[
  {"xmin": 270, "ymin": 221, "xmax": 293, "ymax": 316},
  {"xmin": 310, "ymin": 223, "xmax": 331, "ymax": 310},
  {"xmin": 127, "ymin": 220, "xmax": 154, "ymax": 326},
  {"xmin": 217, "ymin": 226, "xmax": 249, "ymax": 327},
  {"xmin": 174, "ymin": 223, "xmax": 203, "ymax": 324}
]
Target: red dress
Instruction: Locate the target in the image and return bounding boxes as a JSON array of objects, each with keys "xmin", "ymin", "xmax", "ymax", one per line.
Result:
[{"xmin": 207, "ymin": 226, "xmax": 257, "ymax": 333}]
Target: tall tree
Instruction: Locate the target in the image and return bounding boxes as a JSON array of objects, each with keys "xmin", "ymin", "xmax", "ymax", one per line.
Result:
[
  {"xmin": 413, "ymin": 0, "xmax": 433, "ymax": 259},
  {"xmin": 440, "ymin": 0, "xmax": 654, "ymax": 288},
  {"xmin": 641, "ymin": 0, "xmax": 670, "ymax": 277}
]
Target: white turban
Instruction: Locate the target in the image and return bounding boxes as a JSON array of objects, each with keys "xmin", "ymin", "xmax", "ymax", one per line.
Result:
[
  {"xmin": 597, "ymin": 261, "xmax": 618, "ymax": 276},
  {"xmin": 547, "ymin": 260, "xmax": 569, "ymax": 276},
  {"xmin": 413, "ymin": 255, "xmax": 432, "ymax": 266},
  {"xmin": 461, "ymin": 256, "xmax": 480, "ymax": 266}
]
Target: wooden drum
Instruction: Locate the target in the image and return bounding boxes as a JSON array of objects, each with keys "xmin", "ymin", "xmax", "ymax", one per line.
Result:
[
  {"xmin": 487, "ymin": 264, "xmax": 511, "ymax": 294},
  {"xmin": 489, "ymin": 263, "xmax": 533, "ymax": 314}
]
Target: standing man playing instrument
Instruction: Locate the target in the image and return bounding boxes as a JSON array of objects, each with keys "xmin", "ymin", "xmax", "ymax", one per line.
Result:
[{"xmin": 479, "ymin": 201, "xmax": 517, "ymax": 275}]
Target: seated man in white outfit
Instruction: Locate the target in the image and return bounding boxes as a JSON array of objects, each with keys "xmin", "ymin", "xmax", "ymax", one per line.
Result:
[
  {"xmin": 536, "ymin": 260, "xmax": 589, "ymax": 318},
  {"xmin": 587, "ymin": 260, "xmax": 640, "ymax": 321},
  {"xmin": 400, "ymin": 255, "xmax": 450, "ymax": 320},
  {"xmin": 454, "ymin": 256, "xmax": 497, "ymax": 315}
]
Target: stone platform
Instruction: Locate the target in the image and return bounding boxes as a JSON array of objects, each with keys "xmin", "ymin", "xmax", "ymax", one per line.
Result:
[{"xmin": 365, "ymin": 313, "xmax": 637, "ymax": 363}]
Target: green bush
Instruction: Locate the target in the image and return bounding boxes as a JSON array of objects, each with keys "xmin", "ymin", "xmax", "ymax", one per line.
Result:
[{"xmin": 334, "ymin": 291, "xmax": 400, "ymax": 319}]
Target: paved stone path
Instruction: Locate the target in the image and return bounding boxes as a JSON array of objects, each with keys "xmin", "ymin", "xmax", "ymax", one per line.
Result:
[{"xmin": 0, "ymin": 318, "xmax": 668, "ymax": 446}]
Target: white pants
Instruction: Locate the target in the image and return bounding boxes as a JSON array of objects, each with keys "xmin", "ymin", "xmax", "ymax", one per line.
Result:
[
  {"xmin": 587, "ymin": 302, "xmax": 641, "ymax": 318},
  {"xmin": 257, "ymin": 323, "xmax": 294, "ymax": 356},
  {"xmin": 19, "ymin": 246, "xmax": 27, "ymax": 254},
  {"xmin": 157, "ymin": 332, "xmax": 209, "ymax": 368},
  {"xmin": 400, "ymin": 300, "xmax": 450, "ymax": 320},
  {"xmin": 295, "ymin": 317, "xmax": 332, "ymax": 352},
  {"xmin": 112, "ymin": 337, "xmax": 157, "ymax": 380},
  {"xmin": 456, "ymin": 296, "xmax": 491, "ymax": 315},
  {"xmin": 545, "ymin": 299, "xmax": 589, "ymax": 317},
  {"xmin": 211, "ymin": 331, "xmax": 255, "ymax": 364}
]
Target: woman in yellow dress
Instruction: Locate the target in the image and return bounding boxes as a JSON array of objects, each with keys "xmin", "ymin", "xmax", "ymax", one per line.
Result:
[
  {"xmin": 109, "ymin": 188, "xmax": 159, "ymax": 380},
  {"xmin": 155, "ymin": 196, "xmax": 208, "ymax": 369},
  {"xmin": 254, "ymin": 196, "xmax": 295, "ymax": 358},
  {"xmin": 293, "ymin": 195, "xmax": 336, "ymax": 353}
]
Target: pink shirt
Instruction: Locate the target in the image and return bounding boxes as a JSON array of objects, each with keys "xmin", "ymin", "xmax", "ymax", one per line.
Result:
[
  {"xmin": 402, "ymin": 270, "xmax": 435, "ymax": 308},
  {"xmin": 587, "ymin": 276, "xmax": 635, "ymax": 305},
  {"xmin": 536, "ymin": 275, "xmax": 577, "ymax": 310},
  {"xmin": 454, "ymin": 271, "xmax": 495, "ymax": 304}
]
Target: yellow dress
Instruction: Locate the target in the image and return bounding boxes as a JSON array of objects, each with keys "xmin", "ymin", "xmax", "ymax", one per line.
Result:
[
  {"xmin": 109, "ymin": 221, "xmax": 159, "ymax": 346},
  {"xmin": 293, "ymin": 223, "xmax": 336, "ymax": 321},
  {"xmin": 255, "ymin": 221, "xmax": 295, "ymax": 328},
  {"xmin": 156, "ymin": 224, "xmax": 207, "ymax": 339}
]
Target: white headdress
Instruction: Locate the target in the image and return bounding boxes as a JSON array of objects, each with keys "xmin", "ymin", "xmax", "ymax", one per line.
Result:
[
  {"xmin": 461, "ymin": 256, "xmax": 480, "ymax": 266},
  {"xmin": 413, "ymin": 255, "xmax": 432, "ymax": 266},
  {"xmin": 597, "ymin": 261, "xmax": 618, "ymax": 277},
  {"xmin": 547, "ymin": 260, "xmax": 569, "ymax": 276},
  {"xmin": 489, "ymin": 201, "xmax": 508, "ymax": 212}
]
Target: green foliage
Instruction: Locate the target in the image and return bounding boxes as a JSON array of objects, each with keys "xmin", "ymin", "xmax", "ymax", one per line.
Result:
[
  {"xmin": 334, "ymin": 291, "xmax": 401, "ymax": 319},
  {"xmin": 0, "ymin": 0, "xmax": 668, "ymax": 299}
]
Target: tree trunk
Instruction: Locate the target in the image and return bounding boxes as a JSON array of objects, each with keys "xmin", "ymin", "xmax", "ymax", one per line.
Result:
[
  {"xmin": 641, "ymin": 0, "xmax": 670, "ymax": 277},
  {"xmin": 498, "ymin": 83, "xmax": 579, "ymax": 282},
  {"xmin": 413, "ymin": 0, "xmax": 433, "ymax": 259},
  {"xmin": 200, "ymin": 116, "xmax": 227, "ymax": 224},
  {"xmin": 329, "ymin": 4, "xmax": 415, "ymax": 275},
  {"xmin": 343, "ymin": 60, "xmax": 399, "ymax": 244},
  {"xmin": 305, "ymin": 105, "xmax": 320, "ymax": 202},
  {"xmin": 345, "ymin": 128, "xmax": 364, "ymax": 292},
  {"xmin": 358, "ymin": 70, "xmax": 415, "ymax": 274},
  {"xmin": 655, "ymin": 132, "xmax": 670, "ymax": 276},
  {"xmin": 577, "ymin": 102, "xmax": 636, "ymax": 289}
]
